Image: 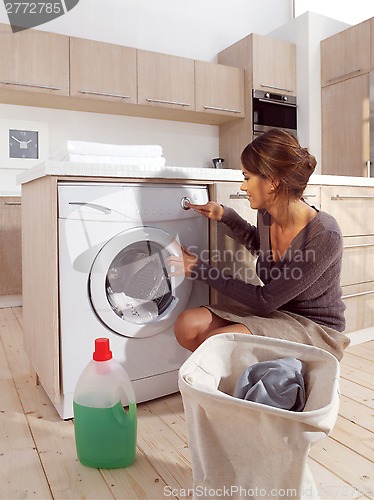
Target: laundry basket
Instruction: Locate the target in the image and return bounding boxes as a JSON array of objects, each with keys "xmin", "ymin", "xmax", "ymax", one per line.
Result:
[{"xmin": 178, "ymin": 333, "xmax": 340, "ymax": 500}]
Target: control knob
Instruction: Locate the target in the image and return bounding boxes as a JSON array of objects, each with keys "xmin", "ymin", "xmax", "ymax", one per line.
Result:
[{"xmin": 180, "ymin": 197, "xmax": 191, "ymax": 210}]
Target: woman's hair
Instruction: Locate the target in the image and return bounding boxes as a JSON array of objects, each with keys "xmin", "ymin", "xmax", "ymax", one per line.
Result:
[{"xmin": 240, "ymin": 128, "xmax": 317, "ymax": 201}]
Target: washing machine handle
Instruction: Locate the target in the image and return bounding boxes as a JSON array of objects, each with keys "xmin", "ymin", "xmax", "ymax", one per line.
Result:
[{"xmin": 69, "ymin": 202, "xmax": 112, "ymax": 215}]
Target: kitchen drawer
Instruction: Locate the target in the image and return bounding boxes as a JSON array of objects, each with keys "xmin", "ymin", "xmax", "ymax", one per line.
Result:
[
  {"xmin": 342, "ymin": 281, "xmax": 374, "ymax": 333},
  {"xmin": 321, "ymin": 186, "xmax": 374, "ymax": 237},
  {"xmin": 341, "ymin": 235, "xmax": 374, "ymax": 287}
]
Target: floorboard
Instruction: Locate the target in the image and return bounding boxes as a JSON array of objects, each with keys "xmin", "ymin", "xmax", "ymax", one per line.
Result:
[{"xmin": 0, "ymin": 306, "xmax": 373, "ymax": 500}]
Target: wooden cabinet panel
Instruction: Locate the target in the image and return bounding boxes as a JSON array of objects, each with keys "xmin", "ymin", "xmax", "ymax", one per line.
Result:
[
  {"xmin": 0, "ymin": 23, "xmax": 69, "ymax": 95},
  {"xmin": 342, "ymin": 282, "xmax": 374, "ymax": 333},
  {"xmin": 195, "ymin": 61, "xmax": 244, "ymax": 118},
  {"xmin": 341, "ymin": 235, "xmax": 374, "ymax": 287},
  {"xmin": 303, "ymin": 185, "xmax": 321, "ymax": 210},
  {"xmin": 137, "ymin": 50, "xmax": 195, "ymax": 111},
  {"xmin": 321, "ymin": 186, "xmax": 374, "ymax": 237},
  {"xmin": 252, "ymin": 34, "xmax": 296, "ymax": 95},
  {"xmin": 321, "ymin": 20, "xmax": 370, "ymax": 87},
  {"xmin": 0, "ymin": 197, "xmax": 22, "ymax": 296},
  {"xmin": 70, "ymin": 37, "xmax": 137, "ymax": 103},
  {"xmin": 321, "ymin": 74, "xmax": 370, "ymax": 177}
]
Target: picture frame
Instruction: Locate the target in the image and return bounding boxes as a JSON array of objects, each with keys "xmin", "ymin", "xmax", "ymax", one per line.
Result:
[{"xmin": 0, "ymin": 119, "xmax": 49, "ymax": 169}]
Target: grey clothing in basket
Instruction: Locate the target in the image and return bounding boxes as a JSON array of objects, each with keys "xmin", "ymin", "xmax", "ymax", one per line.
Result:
[
  {"xmin": 234, "ymin": 357, "xmax": 306, "ymax": 411},
  {"xmin": 193, "ymin": 207, "xmax": 350, "ymax": 360}
]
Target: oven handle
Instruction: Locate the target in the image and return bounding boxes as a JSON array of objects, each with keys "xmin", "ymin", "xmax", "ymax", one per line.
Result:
[{"xmin": 257, "ymin": 98, "xmax": 297, "ymax": 108}]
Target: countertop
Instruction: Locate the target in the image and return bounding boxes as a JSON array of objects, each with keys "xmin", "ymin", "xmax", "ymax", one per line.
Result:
[{"xmin": 11, "ymin": 159, "xmax": 374, "ymax": 192}]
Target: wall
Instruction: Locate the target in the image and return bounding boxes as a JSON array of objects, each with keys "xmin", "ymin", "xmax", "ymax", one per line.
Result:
[
  {"xmin": 269, "ymin": 11, "xmax": 350, "ymax": 173},
  {"xmin": 0, "ymin": 0, "xmax": 293, "ymax": 193}
]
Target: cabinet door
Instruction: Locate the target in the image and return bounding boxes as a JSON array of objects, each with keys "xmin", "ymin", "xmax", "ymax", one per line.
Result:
[
  {"xmin": 0, "ymin": 197, "xmax": 22, "ymax": 296},
  {"xmin": 137, "ymin": 50, "xmax": 194, "ymax": 111},
  {"xmin": 252, "ymin": 34, "xmax": 296, "ymax": 96},
  {"xmin": 210, "ymin": 182, "xmax": 261, "ymax": 305},
  {"xmin": 321, "ymin": 185, "xmax": 374, "ymax": 237},
  {"xmin": 321, "ymin": 74, "xmax": 370, "ymax": 177},
  {"xmin": 70, "ymin": 38, "xmax": 137, "ymax": 103},
  {"xmin": 0, "ymin": 23, "xmax": 69, "ymax": 95},
  {"xmin": 195, "ymin": 61, "xmax": 244, "ymax": 120},
  {"xmin": 321, "ymin": 20, "xmax": 370, "ymax": 87},
  {"xmin": 342, "ymin": 282, "xmax": 374, "ymax": 333}
]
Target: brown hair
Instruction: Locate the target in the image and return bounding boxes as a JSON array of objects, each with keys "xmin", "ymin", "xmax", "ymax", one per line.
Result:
[{"xmin": 240, "ymin": 128, "xmax": 317, "ymax": 201}]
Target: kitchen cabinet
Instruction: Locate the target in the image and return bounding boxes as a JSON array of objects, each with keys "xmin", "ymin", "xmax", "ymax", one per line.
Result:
[
  {"xmin": 0, "ymin": 197, "xmax": 22, "ymax": 296},
  {"xmin": 321, "ymin": 186, "xmax": 374, "ymax": 333},
  {"xmin": 0, "ymin": 23, "xmax": 69, "ymax": 96},
  {"xmin": 321, "ymin": 74, "xmax": 370, "ymax": 177},
  {"xmin": 195, "ymin": 61, "xmax": 244, "ymax": 119},
  {"xmin": 218, "ymin": 33, "xmax": 296, "ymax": 170},
  {"xmin": 137, "ymin": 49, "xmax": 195, "ymax": 112},
  {"xmin": 321, "ymin": 19, "xmax": 371, "ymax": 87},
  {"xmin": 70, "ymin": 37, "xmax": 137, "ymax": 104}
]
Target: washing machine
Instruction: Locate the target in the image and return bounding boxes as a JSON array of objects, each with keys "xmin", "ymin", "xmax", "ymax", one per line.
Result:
[{"xmin": 57, "ymin": 181, "xmax": 209, "ymax": 419}]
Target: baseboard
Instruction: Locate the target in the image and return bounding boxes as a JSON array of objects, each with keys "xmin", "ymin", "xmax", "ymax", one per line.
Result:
[
  {"xmin": 346, "ymin": 326, "xmax": 374, "ymax": 346},
  {"xmin": 0, "ymin": 294, "xmax": 22, "ymax": 309}
]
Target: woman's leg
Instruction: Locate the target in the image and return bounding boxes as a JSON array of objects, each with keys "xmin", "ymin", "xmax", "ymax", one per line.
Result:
[{"xmin": 174, "ymin": 306, "xmax": 251, "ymax": 351}]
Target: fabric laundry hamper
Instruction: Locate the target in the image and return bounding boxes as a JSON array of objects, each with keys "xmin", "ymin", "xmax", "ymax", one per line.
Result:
[{"xmin": 178, "ymin": 333, "xmax": 340, "ymax": 500}]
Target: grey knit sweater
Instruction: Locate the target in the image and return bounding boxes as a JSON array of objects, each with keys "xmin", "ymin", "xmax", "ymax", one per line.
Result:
[{"xmin": 193, "ymin": 207, "xmax": 346, "ymax": 332}]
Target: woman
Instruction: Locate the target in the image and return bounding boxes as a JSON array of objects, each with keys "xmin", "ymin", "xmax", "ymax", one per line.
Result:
[{"xmin": 169, "ymin": 128, "xmax": 350, "ymax": 360}]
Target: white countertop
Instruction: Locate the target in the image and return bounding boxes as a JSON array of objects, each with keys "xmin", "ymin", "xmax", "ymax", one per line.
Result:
[{"xmin": 14, "ymin": 159, "xmax": 374, "ymax": 189}]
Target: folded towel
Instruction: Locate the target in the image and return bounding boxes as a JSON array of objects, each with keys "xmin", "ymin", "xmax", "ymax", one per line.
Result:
[
  {"xmin": 67, "ymin": 141, "xmax": 163, "ymax": 158},
  {"xmin": 68, "ymin": 154, "xmax": 166, "ymax": 167},
  {"xmin": 234, "ymin": 357, "xmax": 306, "ymax": 411}
]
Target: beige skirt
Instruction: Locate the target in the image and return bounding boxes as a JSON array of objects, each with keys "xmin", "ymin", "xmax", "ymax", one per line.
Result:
[{"xmin": 204, "ymin": 304, "xmax": 350, "ymax": 361}]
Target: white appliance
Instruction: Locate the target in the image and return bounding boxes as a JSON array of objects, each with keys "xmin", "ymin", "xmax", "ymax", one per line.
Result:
[{"xmin": 58, "ymin": 182, "xmax": 209, "ymax": 419}]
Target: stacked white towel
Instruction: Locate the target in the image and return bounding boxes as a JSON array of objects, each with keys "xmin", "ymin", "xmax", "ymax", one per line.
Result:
[{"xmin": 66, "ymin": 141, "xmax": 166, "ymax": 167}]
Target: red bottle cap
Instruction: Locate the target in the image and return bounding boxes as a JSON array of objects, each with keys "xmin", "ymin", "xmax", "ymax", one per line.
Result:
[{"xmin": 93, "ymin": 338, "xmax": 113, "ymax": 362}]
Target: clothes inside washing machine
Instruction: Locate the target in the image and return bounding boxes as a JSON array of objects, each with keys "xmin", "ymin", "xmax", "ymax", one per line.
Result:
[{"xmin": 106, "ymin": 240, "xmax": 174, "ymax": 324}]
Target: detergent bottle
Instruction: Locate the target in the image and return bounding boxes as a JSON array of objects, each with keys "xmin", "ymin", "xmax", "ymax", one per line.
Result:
[{"xmin": 73, "ymin": 337, "xmax": 137, "ymax": 468}]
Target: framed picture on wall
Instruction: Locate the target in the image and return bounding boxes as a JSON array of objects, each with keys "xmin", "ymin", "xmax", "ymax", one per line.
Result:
[{"xmin": 0, "ymin": 119, "xmax": 49, "ymax": 169}]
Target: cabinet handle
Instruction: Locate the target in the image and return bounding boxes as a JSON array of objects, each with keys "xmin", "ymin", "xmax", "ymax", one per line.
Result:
[
  {"xmin": 146, "ymin": 98, "xmax": 191, "ymax": 107},
  {"xmin": 342, "ymin": 289, "xmax": 374, "ymax": 299},
  {"xmin": 344, "ymin": 242, "xmax": 374, "ymax": 249},
  {"xmin": 258, "ymin": 98, "xmax": 297, "ymax": 108},
  {"xmin": 229, "ymin": 192, "xmax": 247, "ymax": 199},
  {"xmin": 260, "ymin": 84, "xmax": 294, "ymax": 93},
  {"xmin": 79, "ymin": 90, "xmax": 131, "ymax": 99},
  {"xmin": 326, "ymin": 69, "xmax": 362, "ymax": 84},
  {"xmin": 303, "ymin": 194, "xmax": 317, "ymax": 198},
  {"xmin": 331, "ymin": 194, "xmax": 374, "ymax": 200},
  {"xmin": 0, "ymin": 80, "xmax": 62, "ymax": 91},
  {"xmin": 203, "ymin": 105, "xmax": 242, "ymax": 114},
  {"xmin": 4, "ymin": 201, "xmax": 21, "ymax": 206}
]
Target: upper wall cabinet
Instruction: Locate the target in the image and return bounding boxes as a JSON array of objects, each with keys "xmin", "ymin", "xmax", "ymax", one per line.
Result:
[
  {"xmin": 195, "ymin": 61, "xmax": 244, "ymax": 118},
  {"xmin": 137, "ymin": 50, "xmax": 195, "ymax": 111},
  {"xmin": 321, "ymin": 19, "xmax": 371, "ymax": 87},
  {"xmin": 0, "ymin": 23, "xmax": 69, "ymax": 96},
  {"xmin": 251, "ymin": 34, "xmax": 296, "ymax": 95},
  {"xmin": 70, "ymin": 37, "xmax": 137, "ymax": 104}
]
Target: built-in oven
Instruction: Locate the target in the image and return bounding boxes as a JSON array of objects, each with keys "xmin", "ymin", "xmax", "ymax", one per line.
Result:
[{"xmin": 252, "ymin": 89, "xmax": 297, "ymax": 138}]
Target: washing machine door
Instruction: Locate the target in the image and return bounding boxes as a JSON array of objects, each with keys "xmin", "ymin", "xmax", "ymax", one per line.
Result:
[{"xmin": 89, "ymin": 226, "xmax": 192, "ymax": 338}]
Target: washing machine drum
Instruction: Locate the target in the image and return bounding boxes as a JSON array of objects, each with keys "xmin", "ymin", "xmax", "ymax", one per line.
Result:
[{"xmin": 89, "ymin": 226, "xmax": 192, "ymax": 338}]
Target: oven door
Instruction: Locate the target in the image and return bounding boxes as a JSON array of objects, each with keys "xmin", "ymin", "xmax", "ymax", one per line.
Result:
[{"xmin": 253, "ymin": 91, "xmax": 297, "ymax": 136}]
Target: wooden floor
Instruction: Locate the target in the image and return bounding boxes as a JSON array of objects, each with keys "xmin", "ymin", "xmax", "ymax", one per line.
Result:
[{"xmin": 0, "ymin": 307, "xmax": 373, "ymax": 500}]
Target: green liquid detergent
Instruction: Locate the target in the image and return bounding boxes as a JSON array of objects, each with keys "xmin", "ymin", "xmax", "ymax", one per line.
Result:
[{"xmin": 74, "ymin": 401, "xmax": 137, "ymax": 468}]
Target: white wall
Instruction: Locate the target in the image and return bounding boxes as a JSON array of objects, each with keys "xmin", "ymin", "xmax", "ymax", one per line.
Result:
[
  {"xmin": 269, "ymin": 11, "xmax": 350, "ymax": 173},
  {"xmin": 0, "ymin": 1, "xmax": 294, "ymax": 193}
]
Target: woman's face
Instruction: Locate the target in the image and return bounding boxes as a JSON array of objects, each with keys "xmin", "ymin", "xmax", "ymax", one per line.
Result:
[{"xmin": 240, "ymin": 167, "xmax": 274, "ymax": 210}]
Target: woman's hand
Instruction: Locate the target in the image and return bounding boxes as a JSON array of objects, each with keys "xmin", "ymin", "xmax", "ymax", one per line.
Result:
[
  {"xmin": 168, "ymin": 246, "xmax": 198, "ymax": 278},
  {"xmin": 186, "ymin": 201, "xmax": 224, "ymax": 221}
]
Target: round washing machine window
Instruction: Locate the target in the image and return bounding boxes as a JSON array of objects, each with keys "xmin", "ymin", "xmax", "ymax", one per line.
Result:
[{"xmin": 89, "ymin": 226, "xmax": 192, "ymax": 338}]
